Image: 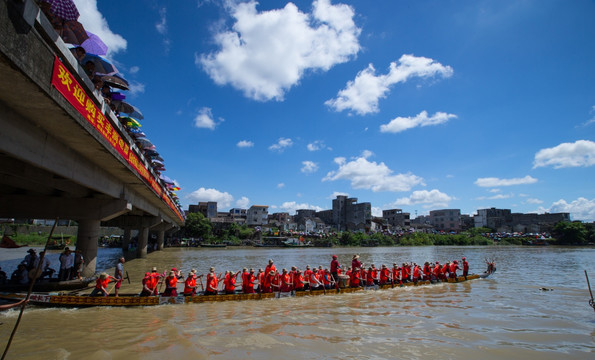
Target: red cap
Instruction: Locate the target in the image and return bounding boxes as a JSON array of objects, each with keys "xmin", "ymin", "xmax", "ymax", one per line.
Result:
[
  {"xmin": 462, "ymin": 257, "xmax": 466, "ymax": 260},
  {"xmin": 453, "ymin": 260, "xmax": 458, "ymax": 264},
  {"xmin": 332, "ymin": 255, "xmax": 338, "ymax": 259},
  {"xmin": 171, "ymin": 267, "xmax": 177, "ymax": 271}
]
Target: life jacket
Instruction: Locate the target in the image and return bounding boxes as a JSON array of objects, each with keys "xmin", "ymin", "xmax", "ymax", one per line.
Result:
[
  {"xmin": 224, "ymin": 274, "xmax": 236, "ymax": 292},
  {"xmin": 207, "ymin": 274, "xmax": 218, "ymax": 291},
  {"xmin": 350, "ymin": 270, "xmax": 360, "ymax": 287},
  {"xmin": 280, "ymin": 273, "xmax": 291, "ymax": 292},
  {"xmin": 184, "ymin": 277, "xmax": 196, "ymax": 294},
  {"xmin": 380, "ymin": 268, "xmax": 389, "ymax": 283},
  {"xmin": 166, "ymin": 276, "xmax": 177, "ymax": 289},
  {"xmin": 366, "ymin": 270, "xmax": 374, "ymax": 285},
  {"xmin": 413, "ymin": 266, "xmax": 421, "ymax": 279},
  {"xmin": 433, "ymin": 265, "xmax": 441, "ymax": 277},
  {"xmin": 245, "ymin": 274, "xmax": 255, "ymax": 292},
  {"xmin": 294, "ymin": 274, "xmax": 304, "ymax": 289}
]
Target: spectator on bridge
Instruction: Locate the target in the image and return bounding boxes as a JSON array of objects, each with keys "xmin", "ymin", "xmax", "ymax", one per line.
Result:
[{"xmin": 59, "ymin": 247, "xmax": 74, "ymax": 281}]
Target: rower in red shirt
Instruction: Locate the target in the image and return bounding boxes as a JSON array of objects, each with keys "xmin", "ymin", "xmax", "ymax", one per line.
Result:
[
  {"xmin": 241, "ymin": 268, "xmax": 249, "ymax": 293},
  {"xmin": 262, "ymin": 270, "xmax": 275, "ymax": 293},
  {"xmin": 224, "ymin": 270, "xmax": 241, "ymax": 294},
  {"xmin": 244, "ymin": 268, "xmax": 256, "ymax": 294},
  {"xmin": 392, "ymin": 263, "xmax": 400, "ymax": 284},
  {"xmin": 162, "ymin": 271, "xmax": 179, "ymax": 297},
  {"xmin": 308, "ymin": 269, "xmax": 322, "ymax": 290},
  {"xmin": 379, "ymin": 264, "xmax": 390, "ymax": 285},
  {"xmin": 294, "ymin": 269, "xmax": 305, "ymax": 291},
  {"xmin": 366, "ymin": 266, "xmax": 375, "ymax": 286},
  {"xmin": 441, "ymin": 262, "xmax": 450, "ymax": 280},
  {"xmin": 462, "ymin": 257, "xmax": 469, "ymax": 277},
  {"xmin": 433, "ymin": 262, "xmax": 441, "ymax": 281},
  {"xmin": 303, "ymin": 265, "xmax": 313, "ymax": 291},
  {"xmin": 90, "ymin": 273, "xmax": 114, "ymax": 297},
  {"xmin": 204, "ymin": 267, "xmax": 218, "ymax": 295},
  {"xmin": 449, "ymin": 261, "xmax": 460, "ymax": 278},
  {"xmin": 370, "ymin": 264, "xmax": 379, "ymax": 285},
  {"xmin": 401, "ymin": 263, "xmax": 410, "ymax": 283},
  {"xmin": 350, "ymin": 267, "xmax": 361, "ymax": 288},
  {"xmin": 422, "ymin": 262, "xmax": 431, "ymax": 281},
  {"xmin": 330, "ymin": 255, "xmax": 341, "ymax": 288},
  {"xmin": 280, "ymin": 269, "xmax": 293, "ymax": 292},
  {"xmin": 412, "ymin": 264, "xmax": 421, "ymax": 283},
  {"xmin": 183, "ymin": 271, "xmax": 197, "ymax": 296},
  {"xmin": 256, "ymin": 269, "xmax": 265, "ymax": 293},
  {"xmin": 265, "ymin": 259, "xmax": 276, "ymax": 276}
]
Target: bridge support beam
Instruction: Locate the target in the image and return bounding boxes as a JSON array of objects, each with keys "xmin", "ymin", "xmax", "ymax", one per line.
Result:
[
  {"xmin": 122, "ymin": 228, "xmax": 131, "ymax": 251},
  {"xmin": 152, "ymin": 223, "xmax": 176, "ymax": 251},
  {"xmin": 76, "ymin": 219, "xmax": 100, "ymax": 277},
  {"xmin": 137, "ymin": 226, "xmax": 149, "ymax": 259}
]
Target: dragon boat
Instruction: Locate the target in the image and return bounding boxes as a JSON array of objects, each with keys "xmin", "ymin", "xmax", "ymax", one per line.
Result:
[{"xmin": 0, "ymin": 272, "xmax": 492, "ymax": 308}]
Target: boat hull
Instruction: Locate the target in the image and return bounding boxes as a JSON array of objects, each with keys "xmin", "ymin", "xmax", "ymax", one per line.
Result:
[{"xmin": 0, "ymin": 274, "xmax": 489, "ymax": 308}]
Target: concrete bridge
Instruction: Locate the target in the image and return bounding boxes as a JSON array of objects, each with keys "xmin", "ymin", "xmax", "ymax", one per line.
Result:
[{"xmin": 0, "ymin": 1, "xmax": 184, "ymax": 276}]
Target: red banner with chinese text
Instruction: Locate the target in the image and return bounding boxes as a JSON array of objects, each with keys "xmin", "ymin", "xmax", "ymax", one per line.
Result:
[{"xmin": 50, "ymin": 56, "xmax": 183, "ymax": 222}]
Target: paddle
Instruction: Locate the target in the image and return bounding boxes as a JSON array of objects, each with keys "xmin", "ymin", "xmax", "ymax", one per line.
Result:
[
  {"xmin": 2, "ymin": 218, "xmax": 58, "ymax": 360},
  {"xmin": 585, "ymin": 270, "xmax": 595, "ymax": 312}
]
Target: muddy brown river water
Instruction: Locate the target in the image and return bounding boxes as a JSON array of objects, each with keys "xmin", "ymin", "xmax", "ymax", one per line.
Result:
[{"xmin": 1, "ymin": 246, "xmax": 594, "ymax": 359}]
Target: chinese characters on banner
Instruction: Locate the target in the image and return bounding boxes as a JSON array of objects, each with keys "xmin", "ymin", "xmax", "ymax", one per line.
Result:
[{"xmin": 50, "ymin": 56, "xmax": 183, "ymax": 222}]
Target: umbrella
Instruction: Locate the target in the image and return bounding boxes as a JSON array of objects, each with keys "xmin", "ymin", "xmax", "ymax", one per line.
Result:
[
  {"xmin": 111, "ymin": 92, "xmax": 126, "ymax": 101},
  {"xmin": 113, "ymin": 100, "xmax": 144, "ymax": 120},
  {"xmin": 145, "ymin": 149, "xmax": 159, "ymax": 158},
  {"xmin": 151, "ymin": 159, "xmax": 164, "ymax": 166},
  {"xmin": 102, "ymin": 74, "xmax": 129, "ymax": 91},
  {"xmin": 61, "ymin": 20, "xmax": 88, "ymax": 45},
  {"xmin": 45, "ymin": 0, "xmax": 80, "ymax": 21},
  {"xmin": 81, "ymin": 31, "xmax": 108, "ymax": 56},
  {"xmin": 153, "ymin": 155, "xmax": 164, "ymax": 162},
  {"xmin": 131, "ymin": 131, "xmax": 146, "ymax": 138},
  {"xmin": 80, "ymin": 54, "xmax": 118, "ymax": 75},
  {"xmin": 137, "ymin": 138, "xmax": 154, "ymax": 149},
  {"xmin": 124, "ymin": 118, "xmax": 141, "ymax": 128},
  {"xmin": 160, "ymin": 175, "xmax": 175, "ymax": 185}
]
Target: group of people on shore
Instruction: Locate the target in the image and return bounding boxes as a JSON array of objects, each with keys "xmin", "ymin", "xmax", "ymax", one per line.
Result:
[
  {"xmin": 89, "ymin": 255, "xmax": 491, "ymax": 298},
  {"xmin": 1, "ymin": 247, "xmax": 84, "ymax": 286}
]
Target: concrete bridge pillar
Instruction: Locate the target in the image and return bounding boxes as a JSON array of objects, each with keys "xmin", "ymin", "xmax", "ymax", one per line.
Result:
[
  {"xmin": 76, "ymin": 219, "xmax": 100, "ymax": 277},
  {"xmin": 122, "ymin": 228, "xmax": 131, "ymax": 251},
  {"xmin": 137, "ymin": 226, "xmax": 149, "ymax": 258},
  {"xmin": 157, "ymin": 230, "xmax": 165, "ymax": 250}
]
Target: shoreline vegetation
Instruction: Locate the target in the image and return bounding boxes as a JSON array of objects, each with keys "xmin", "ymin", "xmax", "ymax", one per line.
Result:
[{"xmin": 4, "ymin": 218, "xmax": 593, "ymax": 247}]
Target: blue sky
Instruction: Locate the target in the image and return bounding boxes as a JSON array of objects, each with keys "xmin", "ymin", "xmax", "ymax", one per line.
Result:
[{"xmin": 74, "ymin": 0, "xmax": 595, "ymax": 221}]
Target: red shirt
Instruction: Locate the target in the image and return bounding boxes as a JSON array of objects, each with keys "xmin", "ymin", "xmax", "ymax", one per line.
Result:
[
  {"xmin": 184, "ymin": 277, "xmax": 196, "ymax": 294},
  {"xmin": 380, "ymin": 268, "xmax": 389, "ymax": 283},
  {"xmin": 330, "ymin": 259, "xmax": 340, "ymax": 273},
  {"xmin": 96, "ymin": 277, "xmax": 110, "ymax": 289},
  {"xmin": 294, "ymin": 274, "xmax": 304, "ymax": 289},
  {"xmin": 206, "ymin": 273, "xmax": 218, "ymax": 292},
  {"xmin": 280, "ymin": 273, "xmax": 292, "ymax": 292}
]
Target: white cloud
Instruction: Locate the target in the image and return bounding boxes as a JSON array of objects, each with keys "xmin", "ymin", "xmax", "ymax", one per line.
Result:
[
  {"xmin": 278, "ymin": 201, "xmax": 324, "ymax": 215},
  {"xmin": 277, "ymin": 183, "xmax": 285, "ymax": 189},
  {"xmin": 475, "ymin": 175, "xmax": 538, "ymax": 187},
  {"xmin": 235, "ymin": 196, "xmax": 250, "ymax": 208},
  {"xmin": 307, "ymin": 140, "xmax": 328, "ymax": 151},
  {"xmin": 392, "ymin": 189, "xmax": 454, "ymax": 208},
  {"xmin": 128, "ymin": 66, "xmax": 140, "ymax": 75},
  {"xmin": 371, "ymin": 206, "xmax": 383, "ymax": 217},
  {"xmin": 237, "ymin": 140, "xmax": 254, "ymax": 148},
  {"xmin": 301, "ymin": 161, "xmax": 319, "ymax": 174},
  {"xmin": 187, "ymin": 188, "xmax": 234, "ymax": 208},
  {"xmin": 269, "ymin": 137, "xmax": 293, "ymax": 152},
  {"xmin": 126, "ymin": 81, "xmax": 145, "ymax": 98},
  {"xmin": 476, "ymin": 193, "xmax": 512, "ymax": 200},
  {"xmin": 533, "ymin": 140, "xmax": 595, "ymax": 169},
  {"xmin": 489, "ymin": 188, "xmax": 501, "ymax": 193},
  {"xmin": 323, "ymin": 151, "xmax": 424, "ymax": 192},
  {"xmin": 194, "ymin": 107, "xmax": 219, "ymax": 130},
  {"xmin": 198, "ymin": 0, "xmax": 360, "ymax": 101},
  {"xmin": 535, "ymin": 197, "xmax": 595, "ymax": 222},
  {"xmin": 328, "ymin": 191, "xmax": 349, "ymax": 199},
  {"xmin": 525, "ymin": 198, "xmax": 543, "ymax": 204},
  {"xmin": 380, "ymin": 111, "xmax": 457, "ymax": 133},
  {"xmin": 325, "ymin": 54, "xmax": 453, "ymax": 115},
  {"xmin": 74, "ymin": 0, "xmax": 127, "ymax": 55},
  {"xmin": 156, "ymin": 7, "xmax": 167, "ymax": 35}
]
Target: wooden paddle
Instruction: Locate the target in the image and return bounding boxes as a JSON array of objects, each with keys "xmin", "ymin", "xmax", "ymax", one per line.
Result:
[{"xmin": 585, "ymin": 270, "xmax": 595, "ymax": 312}]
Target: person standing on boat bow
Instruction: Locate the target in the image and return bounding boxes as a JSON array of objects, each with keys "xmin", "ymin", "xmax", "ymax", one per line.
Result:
[
  {"xmin": 114, "ymin": 257, "xmax": 125, "ymax": 297},
  {"xmin": 462, "ymin": 257, "xmax": 469, "ymax": 277},
  {"xmin": 265, "ymin": 259, "xmax": 276, "ymax": 276},
  {"xmin": 330, "ymin": 255, "xmax": 341, "ymax": 289},
  {"xmin": 352, "ymin": 255, "xmax": 362, "ymax": 273}
]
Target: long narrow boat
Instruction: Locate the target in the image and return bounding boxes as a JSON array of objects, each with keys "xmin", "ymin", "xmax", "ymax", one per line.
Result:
[
  {"xmin": 0, "ymin": 278, "xmax": 94, "ymax": 293},
  {"xmin": 0, "ymin": 272, "xmax": 492, "ymax": 308}
]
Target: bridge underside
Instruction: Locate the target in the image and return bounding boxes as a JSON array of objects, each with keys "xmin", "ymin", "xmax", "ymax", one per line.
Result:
[{"xmin": 0, "ymin": 1, "xmax": 182, "ymax": 275}]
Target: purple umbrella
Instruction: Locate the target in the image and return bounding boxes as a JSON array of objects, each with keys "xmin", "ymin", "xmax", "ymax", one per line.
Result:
[
  {"xmin": 44, "ymin": 0, "xmax": 80, "ymax": 21},
  {"xmin": 81, "ymin": 31, "xmax": 108, "ymax": 56}
]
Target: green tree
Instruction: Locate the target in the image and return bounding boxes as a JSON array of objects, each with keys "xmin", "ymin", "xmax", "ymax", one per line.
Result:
[
  {"xmin": 182, "ymin": 212, "xmax": 212, "ymax": 239},
  {"xmin": 552, "ymin": 221, "xmax": 588, "ymax": 245}
]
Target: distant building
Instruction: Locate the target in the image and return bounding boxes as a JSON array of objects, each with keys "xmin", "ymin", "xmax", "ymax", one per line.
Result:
[
  {"xmin": 229, "ymin": 208, "xmax": 247, "ymax": 224},
  {"xmin": 247, "ymin": 205, "xmax": 269, "ymax": 226},
  {"xmin": 474, "ymin": 208, "xmax": 512, "ymax": 231},
  {"xmin": 332, "ymin": 195, "xmax": 372, "ymax": 231},
  {"xmin": 430, "ymin": 209, "xmax": 461, "ymax": 232},
  {"xmin": 188, "ymin": 202, "xmax": 217, "ymax": 219},
  {"xmin": 268, "ymin": 212, "xmax": 292, "ymax": 230},
  {"xmin": 382, "ymin": 209, "xmax": 411, "ymax": 230},
  {"xmin": 511, "ymin": 212, "xmax": 570, "ymax": 233}
]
